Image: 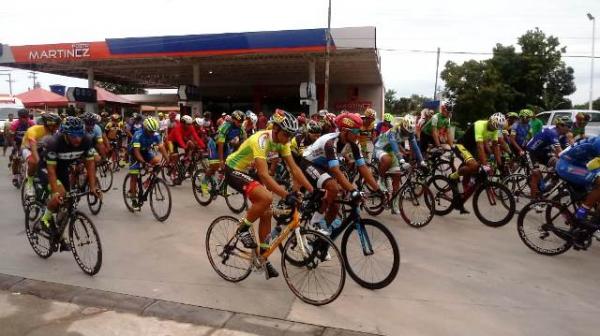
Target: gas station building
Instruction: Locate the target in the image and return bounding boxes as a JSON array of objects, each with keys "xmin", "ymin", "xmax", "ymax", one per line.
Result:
[{"xmin": 0, "ymin": 27, "xmax": 383, "ymax": 117}]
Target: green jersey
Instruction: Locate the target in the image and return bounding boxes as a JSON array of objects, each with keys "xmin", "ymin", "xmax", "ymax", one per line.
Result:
[
  {"xmin": 529, "ymin": 118, "xmax": 543, "ymax": 137},
  {"xmin": 421, "ymin": 112, "xmax": 450, "ymax": 136}
]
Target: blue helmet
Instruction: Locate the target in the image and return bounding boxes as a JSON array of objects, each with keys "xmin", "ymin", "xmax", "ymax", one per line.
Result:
[{"xmin": 60, "ymin": 116, "xmax": 85, "ymax": 137}]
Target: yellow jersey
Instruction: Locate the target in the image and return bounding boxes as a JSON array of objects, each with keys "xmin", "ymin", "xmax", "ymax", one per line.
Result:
[
  {"xmin": 22, "ymin": 125, "xmax": 51, "ymax": 149},
  {"xmin": 226, "ymin": 130, "xmax": 291, "ymax": 172}
]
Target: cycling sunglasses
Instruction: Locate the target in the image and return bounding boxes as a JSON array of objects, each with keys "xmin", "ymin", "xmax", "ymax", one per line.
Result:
[{"xmin": 348, "ymin": 128, "xmax": 361, "ymax": 135}]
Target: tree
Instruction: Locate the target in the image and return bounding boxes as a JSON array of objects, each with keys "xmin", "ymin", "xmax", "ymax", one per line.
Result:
[
  {"xmin": 574, "ymin": 97, "xmax": 600, "ymax": 110},
  {"xmin": 385, "ymin": 89, "xmax": 398, "ymax": 113},
  {"xmin": 96, "ymin": 81, "xmax": 147, "ymax": 94},
  {"xmin": 384, "ymin": 89, "xmax": 431, "ymax": 115}
]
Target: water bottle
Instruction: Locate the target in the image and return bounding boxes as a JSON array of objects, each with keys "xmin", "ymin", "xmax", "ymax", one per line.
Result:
[
  {"xmin": 331, "ymin": 218, "xmax": 342, "ymax": 230},
  {"xmin": 265, "ymin": 225, "xmax": 282, "ymax": 245}
]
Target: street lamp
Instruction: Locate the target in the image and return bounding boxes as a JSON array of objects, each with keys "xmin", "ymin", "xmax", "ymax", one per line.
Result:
[{"xmin": 588, "ymin": 13, "xmax": 596, "ymax": 110}]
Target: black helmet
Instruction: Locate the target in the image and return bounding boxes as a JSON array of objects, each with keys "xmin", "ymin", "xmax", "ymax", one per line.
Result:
[
  {"xmin": 231, "ymin": 110, "xmax": 245, "ymax": 122},
  {"xmin": 42, "ymin": 113, "xmax": 62, "ymax": 126},
  {"xmin": 17, "ymin": 109, "xmax": 29, "ymax": 118},
  {"xmin": 80, "ymin": 112, "xmax": 96, "ymax": 125},
  {"xmin": 60, "ymin": 117, "xmax": 85, "ymax": 136}
]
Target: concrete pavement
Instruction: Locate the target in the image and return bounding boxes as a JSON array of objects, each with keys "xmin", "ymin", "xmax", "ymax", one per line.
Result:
[{"xmin": 1, "ymin": 155, "xmax": 600, "ymax": 335}]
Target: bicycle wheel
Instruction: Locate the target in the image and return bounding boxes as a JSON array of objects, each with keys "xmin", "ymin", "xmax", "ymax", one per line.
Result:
[
  {"xmin": 282, "ymin": 229, "xmax": 345, "ymax": 305},
  {"xmin": 205, "ymin": 216, "xmax": 252, "ymax": 282},
  {"xmin": 149, "ymin": 178, "xmax": 172, "ymax": 222},
  {"xmin": 161, "ymin": 164, "xmax": 179, "ymax": 186},
  {"xmin": 433, "ymin": 159, "xmax": 454, "ymax": 177},
  {"xmin": 224, "ymin": 184, "xmax": 247, "ymax": 214},
  {"xmin": 24, "ymin": 202, "xmax": 53, "ymax": 259},
  {"xmin": 87, "ymin": 189, "xmax": 103, "ymax": 215},
  {"xmin": 502, "ymin": 173, "xmax": 531, "ymax": 213},
  {"xmin": 472, "ymin": 181, "xmax": 515, "ymax": 227},
  {"xmin": 427, "ymin": 175, "xmax": 454, "ymax": 216},
  {"xmin": 191, "ymin": 169, "xmax": 213, "ymax": 206},
  {"xmin": 69, "ymin": 211, "xmax": 102, "ymax": 276},
  {"xmin": 398, "ymin": 181, "xmax": 435, "ymax": 228},
  {"xmin": 516, "ymin": 200, "xmax": 573, "ymax": 255},
  {"xmin": 122, "ymin": 174, "xmax": 136, "ymax": 213},
  {"xmin": 98, "ymin": 162, "xmax": 113, "ymax": 192},
  {"xmin": 341, "ymin": 219, "xmax": 399, "ymax": 289}
]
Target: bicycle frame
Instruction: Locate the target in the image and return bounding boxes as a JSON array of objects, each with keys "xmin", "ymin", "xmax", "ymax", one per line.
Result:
[
  {"xmin": 136, "ymin": 166, "xmax": 161, "ymax": 204},
  {"xmin": 331, "ymin": 198, "xmax": 374, "ymax": 255}
]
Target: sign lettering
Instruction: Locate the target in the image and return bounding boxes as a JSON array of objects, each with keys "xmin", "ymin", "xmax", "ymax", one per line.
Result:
[{"xmin": 28, "ymin": 43, "xmax": 91, "ymax": 60}]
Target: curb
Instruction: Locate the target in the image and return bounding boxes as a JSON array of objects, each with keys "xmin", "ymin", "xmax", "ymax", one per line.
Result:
[{"xmin": 0, "ymin": 273, "xmax": 379, "ymax": 336}]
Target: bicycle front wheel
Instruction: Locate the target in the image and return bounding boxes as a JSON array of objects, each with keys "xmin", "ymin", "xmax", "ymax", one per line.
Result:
[
  {"xmin": 517, "ymin": 200, "xmax": 573, "ymax": 256},
  {"xmin": 398, "ymin": 181, "xmax": 434, "ymax": 228},
  {"xmin": 472, "ymin": 181, "xmax": 515, "ymax": 227},
  {"xmin": 87, "ymin": 189, "xmax": 103, "ymax": 215},
  {"xmin": 24, "ymin": 202, "xmax": 53, "ymax": 259},
  {"xmin": 427, "ymin": 175, "xmax": 454, "ymax": 216},
  {"xmin": 341, "ymin": 219, "xmax": 400, "ymax": 289},
  {"xmin": 122, "ymin": 174, "xmax": 136, "ymax": 213},
  {"xmin": 150, "ymin": 178, "xmax": 172, "ymax": 222},
  {"xmin": 69, "ymin": 211, "xmax": 102, "ymax": 276},
  {"xmin": 205, "ymin": 216, "xmax": 252, "ymax": 282},
  {"xmin": 502, "ymin": 173, "xmax": 531, "ymax": 213},
  {"xmin": 98, "ymin": 163, "xmax": 113, "ymax": 192},
  {"xmin": 192, "ymin": 169, "xmax": 213, "ymax": 206},
  {"xmin": 224, "ymin": 184, "xmax": 247, "ymax": 214},
  {"xmin": 282, "ymin": 230, "xmax": 345, "ymax": 305}
]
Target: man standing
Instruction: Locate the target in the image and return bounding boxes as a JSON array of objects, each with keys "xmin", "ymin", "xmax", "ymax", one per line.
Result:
[{"xmin": 3, "ymin": 113, "xmax": 14, "ymax": 156}]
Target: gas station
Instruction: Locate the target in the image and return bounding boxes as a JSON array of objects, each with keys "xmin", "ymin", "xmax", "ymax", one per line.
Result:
[{"xmin": 0, "ymin": 26, "xmax": 383, "ymax": 117}]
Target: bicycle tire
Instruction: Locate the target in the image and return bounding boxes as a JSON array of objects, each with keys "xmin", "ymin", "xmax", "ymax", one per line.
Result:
[
  {"xmin": 20, "ymin": 179, "xmax": 27, "ymax": 212},
  {"xmin": 149, "ymin": 178, "xmax": 172, "ymax": 222},
  {"xmin": 98, "ymin": 163, "xmax": 113, "ymax": 192},
  {"xmin": 205, "ymin": 215, "xmax": 252, "ymax": 282},
  {"xmin": 87, "ymin": 189, "xmax": 103, "ymax": 215},
  {"xmin": 516, "ymin": 200, "xmax": 573, "ymax": 256},
  {"xmin": 224, "ymin": 184, "xmax": 247, "ymax": 214},
  {"xmin": 427, "ymin": 175, "xmax": 454, "ymax": 216},
  {"xmin": 161, "ymin": 164, "xmax": 179, "ymax": 186},
  {"xmin": 340, "ymin": 219, "xmax": 400, "ymax": 289},
  {"xmin": 502, "ymin": 173, "xmax": 531, "ymax": 214},
  {"xmin": 282, "ymin": 229, "xmax": 345, "ymax": 305},
  {"xmin": 191, "ymin": 169, "xmax": 213, "ymax": 206},
  {"xmin": 472, "ymin": 181, "xmax": 515, "ymax": 227},
  {"xmin": 433, "ymin": 159, "xmax": 455, "ymax": 177},
  {"xmin": 122, "ymin": 174, "xmax": 136, "ymax": 213},
  {"xmin": 69, "ymin": 211, "xmax": 102, "ymax": 276},
  {"xmin": 398, "ymin": 181, "xmax": 435, "ymax": 228},
  {"xmin": 24, "ymin": 202, "xmax": 53, "ymax": 259}
]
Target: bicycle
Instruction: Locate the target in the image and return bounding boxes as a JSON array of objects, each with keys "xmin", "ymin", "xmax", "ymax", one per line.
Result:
[
  {"xmin": 192, "ymin": 168, "xmax": 247, "ymax": 213},
  {"xmin": 24, "ymin": 190, "xmax": 103, "ymax": 275},
  {"xmin": 163, "ymin": 148, "xmax": 205, "ymax": 186},
  {"xmin": 286, "ymin": 190, "xmax": 400, "ymax": 289},
  {"xmin": 123, "ymin": 163, "xmax": 172, "ymax": 222},
  {"xmin": 9, "ymin": 148, "xmax": 26, "ymax": 188},
  {"xmin": 96, "ymin": 159, "xmax": 114, "ymax": 193},
  {"xmin": 107, "ymin": 137, "xmax": 128, "ymax": 172},
  {"xmin": 206, "ymin": 193, "xmax": 346, "ymax": 306},
  {"xmin": 428, "ymin": 165, "xmax": 516, "ymax": 227}
]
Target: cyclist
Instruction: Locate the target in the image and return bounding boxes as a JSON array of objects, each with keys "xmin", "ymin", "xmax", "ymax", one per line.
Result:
[
  {"xmin": 21, "ymin": 113, "xmax": 62, "ymax": 196},
  {"xmin": 320, "ymin": 112, "xmax": 337, "ymax": 134},
  {"xmin": 39, "ymin": 117, "xmax": 99, "ymax": 236},
  {"xmin": 291, "ymin": 120, "xmax": 322, "ymax": 161},
  {"xmin": 449, "ymin": 113, "xmax": 506, "ymax": 211},
  {"xmin": 526, "ymin": 116, "xmax": 571, "ymax": 198},
  {"xmin": 81, "ymin": 112, "xmax": 107, "ymax": 158},
  {"xmin": 226, "ymin": 109, "xmax": 313, "ymax": 279},
  {"xmin": 301, "ymin": 112, "xmax": 381, "ymax": 232},
  {"xmin": 529, "ymin": 110, "xmax": 544, "ymax": 138},
  {"xmin": 508, "ymin": 109, "xmax": 533, "ymax": 157},
  {"xmin": 375, "ymin": 113, "xmax": 394, "ymax": 137},
  {"xmin": 216, "ymin": 110, "xmax": 246, "ymax": 170},
  {"xmin": 555, "ymin": 136, "xmax": 600, "ymax": 224},
  {"xmin": 416, "ymin": 108, "xmax": 435, "ymax": 140},
  {"xmin": 567, "ymin": 112, "xmax": 591, "ymax": 145},
  {"xmin": 9, "ymin": 109, "xmax": 35, "ymax": 185},
  {"xmin": 127, "ymin": 117, "xmax": 170, "ymax": 208},
  {"xmin": 359, "ymin": 108, "xmax": 376, "ymax": 159},
  {"xmin": 420, "ymin": 104, "xmax": 454, "ymax": 151},
  {"xmin": 374, "ymin": 115, "xmax": 424, "ymax": 214}
]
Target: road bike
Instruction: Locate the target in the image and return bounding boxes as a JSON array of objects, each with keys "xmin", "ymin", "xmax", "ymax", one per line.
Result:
[
  {"xmin": 191, "ymin": 169, "xmax": 247, "ymax": 213},
  {"xmin": 123, "ymin": 164, "xmax": 172, "ymax": 222}
]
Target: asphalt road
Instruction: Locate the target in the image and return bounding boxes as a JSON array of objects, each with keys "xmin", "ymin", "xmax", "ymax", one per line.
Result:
[{"xmin": 0, "ymin": 155, "xmax": 599, "ymax": 336}]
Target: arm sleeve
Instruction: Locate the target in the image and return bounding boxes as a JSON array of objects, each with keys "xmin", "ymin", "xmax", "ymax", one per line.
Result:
[
  {"xmin": 216, "ymin": 124, "xmax": 228, "ymax": 143},
  {"xmin": 45, "ymin": 138, "xmax": 57, "ymax": 165},
  {"xmin": 191, "ymin": 128, "xmax": 205, "ymax": 149},
  {"xmin": 349, "ymin": 142, "xmax": 365, "ymax": 166},
  {"xmin": 409, "ymin": 133, "xmax": 424, "ymax": 163},
  {"xmin": 132, "ymin": 133, "xmax": 142, "ymax": 148},
  {"xmin": 324, "ymin": 139, "xmax": 339, "ymax": 168},
  {"xmin": 174, "ymin": 126, "xmax": 186, "ymax": 149}
]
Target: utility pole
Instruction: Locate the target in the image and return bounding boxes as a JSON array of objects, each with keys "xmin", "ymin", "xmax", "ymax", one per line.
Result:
[
  {"xmin": 28, "ymin": 71, "xmax": 39, "ymax": 89},
  {"xmin": 0, "ymin": 71, "xmax": 14, "ymax": 95},
  {"xmin": 324, "ymin": 0, "xmax": 332, "ymax": 110},
  {"xmin": 588, "ymin": 13, "xmax": 596, "ymax": 110},
  {"xmin": 434, "ymin": 47, "xmax": 441, "ymax": 100}
]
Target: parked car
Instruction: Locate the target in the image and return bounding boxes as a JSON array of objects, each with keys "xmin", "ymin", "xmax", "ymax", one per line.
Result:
[
  {"xmin": 536, "ymin": 109, "xmax": 600, "ymax": 136},
  {"xmin": 0, "ymin": 95, "xmax": 25, "ymax": 146}
]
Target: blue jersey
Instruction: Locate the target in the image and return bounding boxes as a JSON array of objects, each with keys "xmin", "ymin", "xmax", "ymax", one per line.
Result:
[
  {"xmin": 560, "ymin": 136, "xmax": 600, "ymax": 164},
  {"xmin": 86, "ymin": 124, "xmax": 103, "ymax": 143},
  {"xmin": 527, "ymin": 127, "xmax": 560, "ymax": 154},
  {"xmin": 130, "ymin": 129, "xmax": 161, "ymax": 152},
  {"xmin": 510, "ymin": 122, "xmax": 530, "ymax": 147}
]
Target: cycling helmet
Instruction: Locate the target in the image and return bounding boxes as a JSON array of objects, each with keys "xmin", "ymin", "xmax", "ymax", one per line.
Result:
[
  {"xmin": 203, "ymin": 112, "xmax": 211, "ymax": 119},
  {"xmin": 325, "ymin": 112, "xmax": 336, "ymax": 124},
  {"xmin": 60, "ymin": 117, "xmax": 85, "ymax": 136},
  {"xmin": 518, "ymin": 109, "xmax": 534, "ymax": 118},
  {"xmin": 402, "ymin": 115, "xmax": 417, "ymax": 133},
  {"xmin": 80, "ymin": 112, "xmax": 97, "ymax": 125},
  {"xmin": 421, "ymin": 108, "xmax": 435, "ymax": 119},
  {"xmin": 41, "ymin": 113, "xmax": 61, "ymax": 125},
  {"xmin": 100, "ymin": 111, "xmax": 109, "ymax": 118},
  {"xmin": 489, "ymin": 112, "xmax": 506, "ymax": 130},
  {"xmin": 224, "ymin": 115, "xmax": 232, "ymax": 123},
  {"xmin": 554, "ymin": 116, "xmax": 571, "ymax": 126},
  {"xmin": 17, "ymin": 109, "xmax": 29, "ymax": 118},
  {"xmin": 306, "ymin": 120, "xmax": 322, "ymax": 134},
  {"xmin": 335, "ymin": 112, "xmax": 363, "ymax": 129},
  {"xmin": 270, "ymin": 109, "xmax": 298, "ymax": 134},
  {"xmin": 364, "ymin": 108, "xmax": 376, "ymax": 118},
  {"xmin": 506, "ymin": 112, "xmax": 519, "ymax": 119},
  {"xmin": 158, "ymin": 112, "xmax": 164, "ymax": 118},
  {"xmin": 383, "ymin": 113, "xmax": 394, "ymax": 123},
  {"xmin": 231, "ymin": 110, "xmax": 245, "ymax": 122},
  {"xmin": 297, "ymin": 114, "xmax": 306, "ymax": 124},
  {"xmin": 318, "ymin": 109, "xmax": 329, "ymax": 117},
  {"xmin": 143, "ymin": 117, "xmax": 159, "ymax": 132},
  {"xmin": 248, "ymin": 112, "xmax": 258, "ymax": 125},
  {"xmin": 168, "ymin": 111, "xmax": 177, "ymax": 119},
  {"xmin": 194, "ymin": 117, "xmax": 204, "ymax": 127},
  {"xmin": 181, "ymin": 115, "xmax": 193, "ymax": 125},
  {"xmin": 94, "ymin": 113, "xmax": 102, "ymax": 123},
  {"xmin": 111, "ymin": 113, "xmax": 120, "ymax": 120}
]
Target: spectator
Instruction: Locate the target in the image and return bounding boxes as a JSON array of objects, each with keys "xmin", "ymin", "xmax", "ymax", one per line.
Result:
[
  {"xmin": 2, "ymin": 113, "xmax": 14, "ymax": 156},
  {"xmin": 256, "ymin": 111, "xmax": 268, "ymax": 130}
]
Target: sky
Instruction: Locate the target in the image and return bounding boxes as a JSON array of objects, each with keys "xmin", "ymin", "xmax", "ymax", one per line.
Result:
[{"xmin": 1, "ymin": 0, "xmax": 599, "ymax": 105}]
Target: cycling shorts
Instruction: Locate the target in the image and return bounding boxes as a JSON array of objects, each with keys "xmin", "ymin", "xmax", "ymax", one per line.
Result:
[
  {"xmin": 129, "ymin": 151, "xmax": 156, "ymax": 174},
  {"xmin": 453, "ymin": 144, "xmax": 475, "ymax": 163},
  {"xmin": 528, "ymin": 149, "xmax": 551, "ymax": 167},
  {"xmin": 22, "ymin": 148, "xmax": 32, "ymax": 160},
  {"xmin": 374, "ymin": 149, "xmax": 402, "ymax": 172},
  {"xmin": 299, "ymin": 158, "xmax": 333, "ymax": 189},
  {"xmin": 225, "ymin": 166, "xmax": 260, "ymax": 197},
  {"xmin": 556, "ymin": 158, "xmax": 600, "ymax": 187}
]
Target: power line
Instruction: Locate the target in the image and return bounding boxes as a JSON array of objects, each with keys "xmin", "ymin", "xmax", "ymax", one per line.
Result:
[{"xmin": 377, "ymin": 48, "xmax": 600, "ymax": 59}]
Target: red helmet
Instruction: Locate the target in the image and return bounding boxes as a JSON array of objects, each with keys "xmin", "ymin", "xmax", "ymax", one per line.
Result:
[
  {"xmin": 335, "ymin": 112, "xmax": 363, "ymax": 129},
  {"xmin": 297, "ymin": 115, "xmax": 306, "ymax": 124},
  {"xmin": 168, "ymin": 111, "xmax": 177, "ymax": 119}
]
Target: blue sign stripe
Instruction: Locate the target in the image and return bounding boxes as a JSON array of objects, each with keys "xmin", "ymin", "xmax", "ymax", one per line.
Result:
[{"xmin": 106, "ymin": 28, "xmax": 329, "ymax": 55}]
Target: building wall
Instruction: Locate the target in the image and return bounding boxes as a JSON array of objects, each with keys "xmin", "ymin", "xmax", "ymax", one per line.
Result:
[{"xmin": 329, "ymin": 84, "xmax": 383, "ymax": 116}]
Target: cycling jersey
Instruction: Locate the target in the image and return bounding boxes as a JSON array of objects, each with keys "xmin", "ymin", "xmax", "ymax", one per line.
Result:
[
  {"xmin": 559, "ymin": 137, "xmax": 600, "ymax": 163},
  {"xmin": 421, "ymin": 112, "xmax": 450, "ymax": 136},
  {"xmin": 10, "ymin": 119, "xmax": 35, "ymax": 146},
  {"xmin": 374, "ymin": 128, "xmax": 423, "ymax": 163},
  {"xmin": 375, "ymin": 121, "xmax": 392, "ymax": 136},
  {"xmin": 460, "ymin": 120, "xmax": 499, "ymax": 154},
  {"xmin": 85, "ymin": 124, "xmax": 104, "ymax": 144},
  {"xmin": 302, "ymin": 132, "xmax": 365, "ymax": 169},
  {"xmin": 167, "ymin": 123, "xmax": 205, "ymax": 150},
  {"xmin": 130, "ymin": 129, "xmax": 161, "ymax": 153},
  {"xmin": 44, "ymin": 133, "xmax": 96, "ymax": 190},
  {"xmin": 556, "ymin": 137, "xmax": 600, "ymax": 187},
  {"xmin": 105, "ymin": 121, "xmax": 124, "ymax": 140},
  {"xmin": 206, "ymin": 137, "xmax": 219, "ymax": 164},
  {"xmin": 527, "ymin": 126, "xmax": 560, "ymax": 153},
  {"xmin": 226, "ymin": 130, "xmax": 291, "ymax": 173},
  {"xmin": 510, "ymin": 121, "xmax": 531, "ymax": 147},
  {"xmin": 290, "ymin": 134, "xmax": 316, "ymax": 159},
  {"xmin": 217, "ymin": 122, "xmax": 245, "ymax": 145},
  {"xmin": 22, "ymin": 125, "xmax": 52, "ymax": 149},
  {"xmin": 529, "ymin": 118, "xmax": 543, "ymax": 137},
  {"xmin": 359, "ymin": 119, "xmax": 375, "ymax": 144}
]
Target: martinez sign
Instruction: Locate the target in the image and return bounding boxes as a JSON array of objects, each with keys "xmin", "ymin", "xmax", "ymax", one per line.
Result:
[{"xmin": 28, "ymin": 43, "xmax": 91, "ymax": 60}]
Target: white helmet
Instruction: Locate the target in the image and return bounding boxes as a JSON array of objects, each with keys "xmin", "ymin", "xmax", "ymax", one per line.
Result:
[
  {"xmin": 489, "ymin": 112, "xmax": 506, "ymax": 130},
  {"xmin": 318, "ymin": 109, "xmax": 328, "ymax": 117},
  {"xmin": 181, "ymin": 115, "xmax": 193, "ymax": 125},
  {"xmin": 248, "ymin": 112, "xmax": 258, "ymax": 125},
  {"xmin": 402, "ymin": 115, "xmax": 417, "ymax": 133},
  {"xmin": 194, "ymin": 117, "xmax": 204, "ymax": 127}
]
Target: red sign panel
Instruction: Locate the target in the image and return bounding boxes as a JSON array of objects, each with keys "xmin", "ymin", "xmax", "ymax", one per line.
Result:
[
  {"xmin": 10, "ymin": 42, "xmax": 112, "ymax": 62},
  {"xmin": 334, "ymin": 101, "xmax": 372, "ymax": 112}
]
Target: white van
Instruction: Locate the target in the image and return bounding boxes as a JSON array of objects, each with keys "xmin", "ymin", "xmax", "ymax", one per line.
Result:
[
  {"xmin": 0, "ymin": 94, "xmax": 25, "ymax": 145},
  {"xmin": 536, "ymin": 109, "xmax": 600, "ymax": 136}
]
